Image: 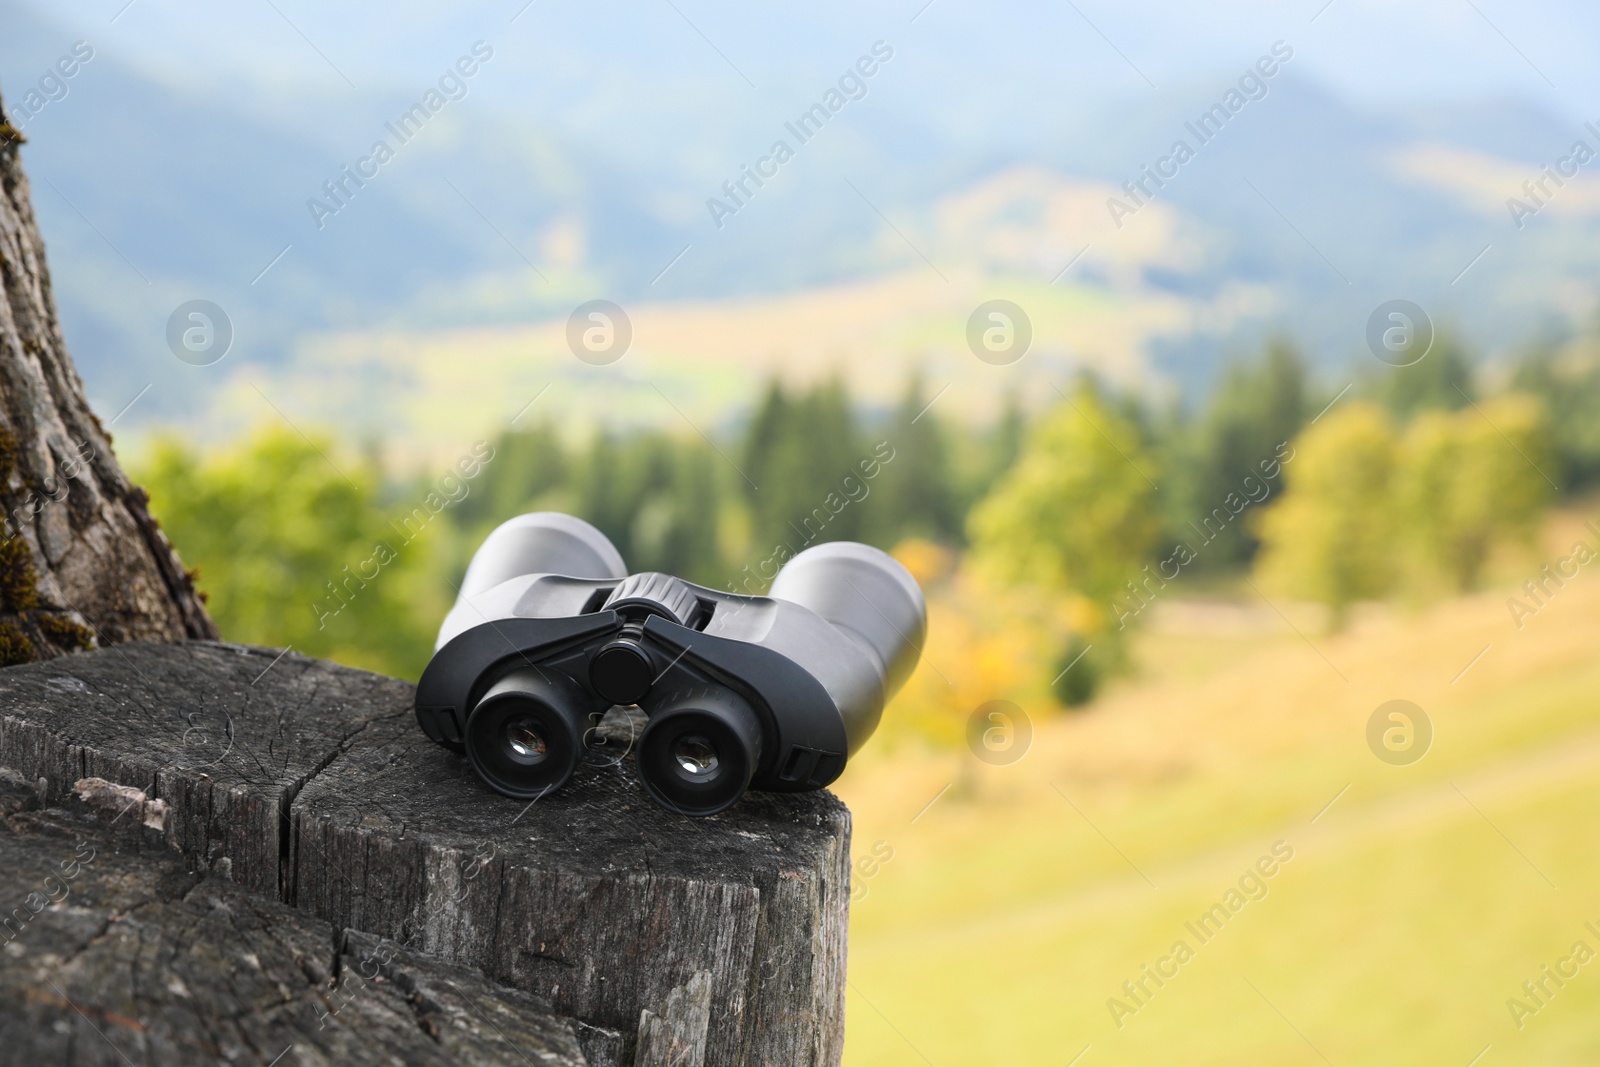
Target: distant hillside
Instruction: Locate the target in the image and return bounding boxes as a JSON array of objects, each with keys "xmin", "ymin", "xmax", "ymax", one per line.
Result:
[{"xmin": 3, "ymin": 0, "xmax": 1597, "ymax": 444}]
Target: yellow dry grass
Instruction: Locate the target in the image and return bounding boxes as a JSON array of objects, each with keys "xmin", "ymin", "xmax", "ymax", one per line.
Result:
[{"xmin": 835, "ymin": 509, "xmax": 1600, "ymax": 1064}]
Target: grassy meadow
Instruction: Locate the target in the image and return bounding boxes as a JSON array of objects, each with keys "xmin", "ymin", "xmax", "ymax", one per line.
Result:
[{"xmin": 836, "ymin": 508, "xmax": 1600, "ymax": 1065}]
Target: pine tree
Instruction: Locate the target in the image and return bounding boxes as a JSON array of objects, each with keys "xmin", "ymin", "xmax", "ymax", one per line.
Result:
[
  {"xmin": 863, "ymin": 371, "xmax": 960, "ymax": 547},
  {"xmin": 456, "ymin": 422, "xmax": 568, "ymax": 530},
  {"xmin": 742, "ymin": 376, "xmax": 863, "ymax": 558},
  {"xmin": 1183, "ymin": 337, "xmax": 1309, "ymax": 567},
  {"xmin": 1378, "ymin": 333, "xmax": 1474, "ymax": 420}
]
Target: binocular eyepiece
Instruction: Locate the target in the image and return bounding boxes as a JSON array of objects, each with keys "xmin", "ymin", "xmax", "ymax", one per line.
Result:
[{"xmin": 415, "ymin": 512, "xmax": 926, "ymax": 816}]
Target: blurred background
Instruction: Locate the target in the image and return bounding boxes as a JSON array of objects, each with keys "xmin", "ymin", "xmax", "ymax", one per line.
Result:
[{"xmin": 5, "ymin": 0, "xmax": 1600, "ymax": 1061}]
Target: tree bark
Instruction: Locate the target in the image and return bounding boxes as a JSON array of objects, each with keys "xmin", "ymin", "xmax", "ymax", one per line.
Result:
[{"xmin": 0, "ymin": 91, "xmax": 216, "ymax": 662}]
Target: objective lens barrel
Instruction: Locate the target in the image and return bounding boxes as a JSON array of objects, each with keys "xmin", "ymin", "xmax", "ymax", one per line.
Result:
[
  {"xmin": 458, "ymin": 512, "xmax": 626, "ymax": 600},
  {"xmin": 768, "ymin": 542, "xmax": 926, "ymax": 699}
]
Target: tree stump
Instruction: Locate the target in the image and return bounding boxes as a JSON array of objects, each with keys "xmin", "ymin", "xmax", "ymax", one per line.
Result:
[
  {"xmin": 0, "ymin": 642, "xmax": 852, "ymax": 1066},
  {"xmin": 0, "ymin": 771, "xmax": 590, "ymax": 1065}
]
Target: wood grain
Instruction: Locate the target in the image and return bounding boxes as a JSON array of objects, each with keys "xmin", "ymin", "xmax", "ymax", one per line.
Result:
[{"xmin": 0, "ymin": 769, "xmax": 589, "ymax": 1066}]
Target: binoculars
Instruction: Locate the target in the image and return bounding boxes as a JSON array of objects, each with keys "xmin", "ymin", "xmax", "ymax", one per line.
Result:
[{"xmin": 415, "ymin": 512, "xmax": 926, "ymax": 816}]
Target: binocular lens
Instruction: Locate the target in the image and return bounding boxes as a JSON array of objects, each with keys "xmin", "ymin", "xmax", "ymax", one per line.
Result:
[
  {"xmin": 465, "ymin": 668, "xmax": 588, "ymax": 799},
  {"xmin": 672, "ymin": 735, "xmax": 720, "ymax": 777},
  {"xmin": 504, "ymin": 719, "xmax": 548, "ymax": 762},
  {"xmin": 637, "ymin": 689, "xmax": 762, "ymax": 817}
]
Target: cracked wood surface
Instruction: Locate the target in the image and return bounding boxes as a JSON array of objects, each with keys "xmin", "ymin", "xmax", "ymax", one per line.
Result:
[
  {"xmin": 0, "ymin": 772, "xmax": 589, "ymax": 1065},
  {"xmin": 0, "ymin": 642, "xmax": 852, "ymax": 1067}
]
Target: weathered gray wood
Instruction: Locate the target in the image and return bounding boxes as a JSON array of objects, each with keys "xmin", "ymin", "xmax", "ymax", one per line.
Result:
[
  {"xmin": 0, "ymin": 642, "xmax": 852, "ymax": 1066},
  {"xmin": 633, "ymin": 971, "xmax": 713, "ymax": 1067},
  {"xmin": 0, "ymin": 770, "xmax": 588, "ymax": 1066},
  {"xmin": 0, "ymin": 641, "xmax": 414, "ymax": 896}
]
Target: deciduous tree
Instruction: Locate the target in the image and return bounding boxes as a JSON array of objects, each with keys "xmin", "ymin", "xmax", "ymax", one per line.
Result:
[
  {"xmin": 969, "ymin": 382, "xmax": 1160, "ymax": 609},
  {"xmin": 1254, "ymin": 403, "xmax": 1398, "ymax": 626},
  {"xmin": 1397, "ymin": 394, "xmax": 1551, "ymax": 592}
]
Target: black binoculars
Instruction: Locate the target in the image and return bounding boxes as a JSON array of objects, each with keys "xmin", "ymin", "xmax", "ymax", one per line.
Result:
[{"xmin": 415, "ymin": 512, "xmax": 926, "ymax": 815}]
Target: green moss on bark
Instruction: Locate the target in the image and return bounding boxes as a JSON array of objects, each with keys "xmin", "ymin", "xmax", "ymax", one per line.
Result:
[
  {"xmin": 0, "ymin": 425, "xmax": 17, "ymax": 484},
  {"xmin": 39, "ymin": 614, "xmax": 93, "ymax": 651},
  {"xmin": 0, "ymin": 622, "xmax": 34, "ymax": 666},
  {"xmin": 0, "ymin": 537, "xmax": 39, "ymax": 612}
]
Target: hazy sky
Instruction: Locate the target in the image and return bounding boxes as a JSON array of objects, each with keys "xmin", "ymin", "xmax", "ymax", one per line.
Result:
[{"xmin": 14, "ymin": 0, "xmax": 1597, "ymax": 126}]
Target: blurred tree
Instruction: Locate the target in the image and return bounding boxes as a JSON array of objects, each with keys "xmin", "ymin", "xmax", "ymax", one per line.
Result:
[
  {"xmin": 1510, "ymin": 338, "xmax": 1600, "ymax": 493},
  {"xmin": 1378, "ymin": 333, "xmax": 1475, "ymax": 420},
  {"xmin": 454, "ymin": 422, "xmax": 569, "ymax": 530},
  {"xmin": 987, "ymin": 390, "xmax": 1026, "ymax": 482},
  {"xmin": 967, "ymin": 382, "xmax": 1159, "ymax": 704},
  {"xmin": 742, "ymin": 379, "xmax": 789, "ymax": 508},
  {"xmin": 881, "ymin": 564, "xmax": 1057, "ymax": 750},
  {"xmin": 741, "ymin": 376, "xmax": 864, "ymax": 561},
  {"xmin": 570, "ymin": 430, "xmax": 726, "ymax": 580},
  {"xmin": 627, "ymin": 438, "xmax": 723, "ymax": 582},
  {"xmin": 1254, "ymin": 403, "xmax": 1398, "ymax": 627},
  {"xmin": 1397, "ymin": 395, "xmax": 1552, "ymax": 592},
  {"xmin": 446, "ymin": 420, "xmax": 729, "ymax": 584},
  {"xmin": 574, "ymin": 429, "xmax": 634, "ymax": 557},
  {"xmin": 1049, "ymin": 634, "xmax": 1099, "ymax": 707},
  {"xmin": 962, "ymin": 393, "xmax": 1027, "ymax": 532},
  {"xmin": 861, "ymin": 371, "xmax": 961, "ymax": 546},
  {"xmin": 137, "ymin": 427, "xmax": 441, "ymax": 678},
  {"xmin": 1180, "ymin": 338, "xmax": 1309, "ymax": 568},
  {"xmin": 968, "ymin": 381, "xmax": 1160, "ymax": 609}
]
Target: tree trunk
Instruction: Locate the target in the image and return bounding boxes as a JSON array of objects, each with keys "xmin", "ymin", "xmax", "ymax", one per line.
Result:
[{"xmin": 0, "ymin": 91, "xmax": 216, "ymax": 663}]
